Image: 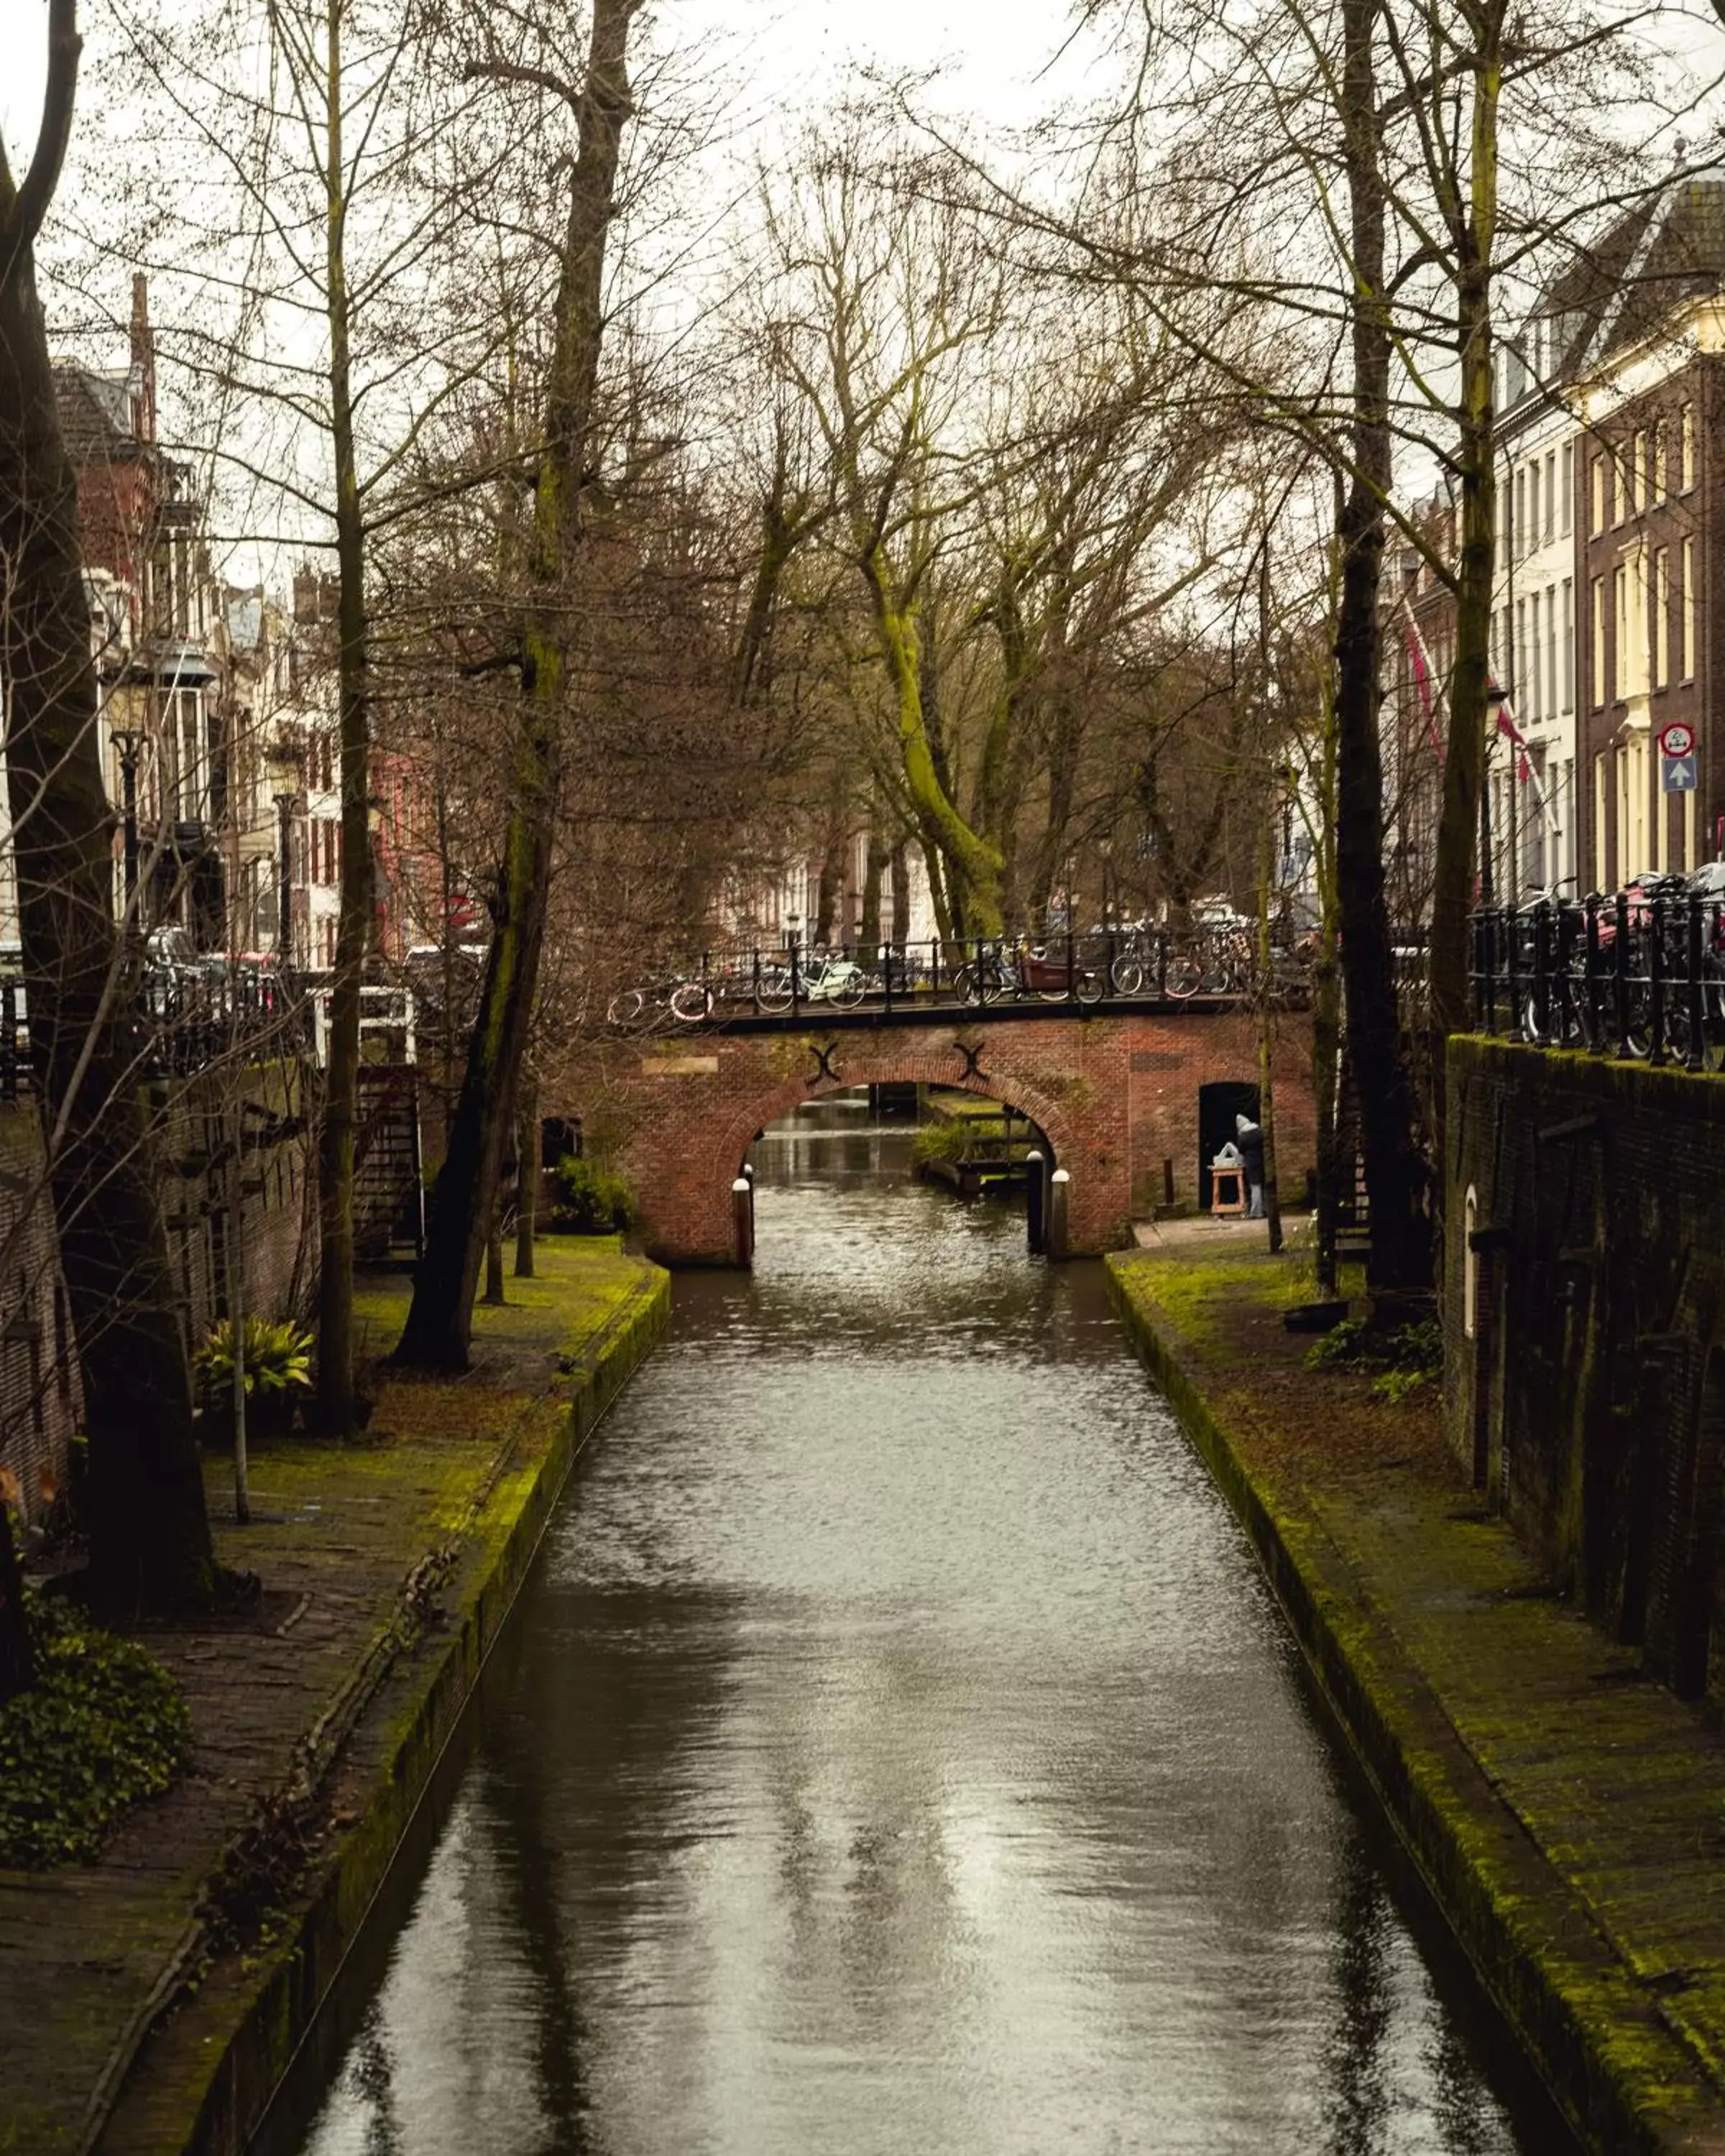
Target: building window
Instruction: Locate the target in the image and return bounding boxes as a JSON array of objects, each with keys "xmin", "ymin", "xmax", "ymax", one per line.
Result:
[
  {"xmin": 1514, "ymin": 466, "xmax": 1527, "ymax": 553},
  {"xmin": 1654, "ymin": 424, "xmax": 1669, "ymax": 500},
  {"xmin": 1528, "ymin": 592, "xmax": 1542, "ymax": 719},
  {"xmin": 1683, "ymin": 537, "xmax": 1696, "ymax": 680},
  {"xmin": 1682, "ymin": 403, "xmax": 1696, "ymax": 491},
  {"xmin": 1562, "ymin": 579, "xmax": 1573, "ymax": 711},
  {"xmin": 1613, "ymin": 565, "xmax": 1627, "ymax": 700},
  {"xmin": 1544, "ymin": 451, "xmax": 1557, "ymax": 541},
  {"xmin": 1591, "ymin": 455, "xmax": 1606, "ymax": 535},
  {"xmin": 1591, "ymin": 576, "xmax": 1606, "ymax": 707},
  {"xmin": 1562, "ymin": 443, "xmax": 1574, "ymax": 533},
  {"xmin": 1515, "ymin": 596, "xmax": 1527, "ymax": 702},
  {"xmin": 1624, "ymin": 437, "xmax": 1642, "ymax": 517},
  {"xmin": 1654, "ymin": 549, "xmax": 1670, "ymax": 688}
]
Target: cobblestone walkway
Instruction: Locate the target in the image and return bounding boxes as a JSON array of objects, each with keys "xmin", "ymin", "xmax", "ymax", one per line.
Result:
[
  {"xmin": 0, "ymin": 1240, "xmax": 661, "ymax": 2156},
  {"xmin": 1110, "ymin": 1248, "xmax": 1725, "ymax": 2155}
]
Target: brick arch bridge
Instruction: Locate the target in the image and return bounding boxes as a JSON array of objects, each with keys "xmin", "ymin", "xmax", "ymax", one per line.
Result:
[{"xmin": 558, "ymin": 1008, "xmax": 1315, "ymax": 1265}]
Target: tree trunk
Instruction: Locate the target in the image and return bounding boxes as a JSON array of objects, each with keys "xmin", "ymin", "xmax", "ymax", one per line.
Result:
[
  {"xmin": 0, "ymin": 36, "xmax": 218, "ymax": 1608},
  {"xmin": 1335, "ymin": 0, "xmax": 1430, "ymax": 1294},
  {"xmin": 1430, "ymin": 16, "xmax": 1504, "ymax": 1171},
  {"xmin": 1031, "ymin": 695, "xmax": 1080, "ymax": 928},
  {"xmin": 920, "ymin": 835, "xmax": 954, "ymax": 945},
  {"xmin": 889, "ymin": 839, "xmax": 911, "ymax": 944},
  {"xmin": 730, "ymin": 445, "xmax": 801, "ymax": 709},
  {"xmin": 225, "ymin": 1090, "xmax": 249, "ymax": 1525},
  {"xmin": 1311, "ymin": 937, "xmax": 1343, "ymax": 1293},
  {"xmin": 1256, "ymin": 807, "xmax": 1284, "ymax": 1256},
  {"xmin": 315, "ymin": 0, "xmax": 374, "ymax": 1436},
  {"xmin": 514, "ymin": 1077, "xmax": 537, "ymax": 1277},
  {"xmin": 813, "ymin": 805, "xmax": 847, "ymax": 945},
  {"xmin": 859, "ymin": 824, "xmax": 888, "ymax": 959},
  {"xmin": 870, "ymin": 573, "xmax": 1003, "ymax": 936},
  {"xmin": 396, "ymin": 0, "xmax": 639, "ymax": 1371}
]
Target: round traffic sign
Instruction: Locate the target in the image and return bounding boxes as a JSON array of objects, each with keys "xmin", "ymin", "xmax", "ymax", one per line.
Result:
[{"xmin": 1661, "ymin": 720, "xmax": 1696, "ymax": 757}]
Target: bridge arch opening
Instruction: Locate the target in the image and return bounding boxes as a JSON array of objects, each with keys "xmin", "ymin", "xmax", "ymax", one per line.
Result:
[
  {"xmin": 741, "ymin": 1085, "xmax": 1054, "ymax": 1258},
  {"xmin": 604, "ymin": 1020, "xmax": 1151, "ymax": 1266}
]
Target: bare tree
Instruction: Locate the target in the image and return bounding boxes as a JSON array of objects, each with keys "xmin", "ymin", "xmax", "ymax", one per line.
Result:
[
  {"xmin": 397, "ymin": 0, "xmax": 645, "ymax": 1369},
  {"xmin": 0, "ymin": 0, "xmax": 219, "ymax": 1611}
]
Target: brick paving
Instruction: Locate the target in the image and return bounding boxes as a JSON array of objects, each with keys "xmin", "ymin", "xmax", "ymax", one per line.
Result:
[
  {"xmin": 1109, "ymin": 1247, "xmax": 1725, "ymax": 2153},
  {"xmin": 0, "ymin": 1239, "xmax": 659, "ymax": 2156}
]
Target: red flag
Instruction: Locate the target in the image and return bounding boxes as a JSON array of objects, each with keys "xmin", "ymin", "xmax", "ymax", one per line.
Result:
[
  {"xmin": 1406, "ymin": 622, "xmax": 1445, "ymax": 757},
  {"xmin": 1489, "ymin": 686, "xmax": 1535, "ymax": 787}
]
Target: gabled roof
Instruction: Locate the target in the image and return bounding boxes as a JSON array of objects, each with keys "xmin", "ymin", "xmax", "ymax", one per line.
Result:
[
  {"xmin": 1516, "ymin": 175, "xmax": 1725, "ymax": 406},
  {"xmin": 50, "ymin": 361, "xmax": 146, "ymax": 462},
  {"xmin": 1591, "ymin": 173, "xmax": 1725, "ymax": 367}
]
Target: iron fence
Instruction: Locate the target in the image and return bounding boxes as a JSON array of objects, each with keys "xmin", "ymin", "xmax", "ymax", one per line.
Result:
[
  {"xmin": 1471, "ymin": 895, "xmax": 1725, "ymax": 1069},
  {"xmin": 0, "ymin": 959, "xmax": 316, "ymax": 1103},
  {"xmin": 605, "ymin": 927, "xmax": 1318, "ymax": 1031}
]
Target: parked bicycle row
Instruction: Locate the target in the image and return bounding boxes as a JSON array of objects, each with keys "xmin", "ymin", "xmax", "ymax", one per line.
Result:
[
  {"xmin": 1472, "ymin": 872, "xmax": 1725, "ymax": 1067},
  {"xmin": 602, "ymin": 928, "xmax": 1317, "ymax": 1029}
]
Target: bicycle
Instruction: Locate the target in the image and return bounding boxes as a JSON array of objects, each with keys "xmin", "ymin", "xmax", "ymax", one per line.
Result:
[
  {"xmin": 752, "ymin": 948, "xmax": 870, "ymax": 1013},
  {"xmin": 605, "ymin": 975, "xmax": 714, "ymax": 1029}
]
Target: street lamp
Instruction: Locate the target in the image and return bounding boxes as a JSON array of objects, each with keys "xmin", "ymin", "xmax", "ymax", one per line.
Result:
[
  {"xmin": 110, "ymin": 725, "xmax": 144, "ymax": 916},
  {"xmin": 264, "ymin": 740, "xmax": 303, "ymax": 967}
]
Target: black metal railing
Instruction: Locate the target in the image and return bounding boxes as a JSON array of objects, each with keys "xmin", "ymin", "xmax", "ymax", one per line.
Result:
[
  {"xmin": 134, "ymin": 959, "xmax": 315, "ymax": 1078},
  {"xmin": 1471, "ymin": 893, "xmax": 1725, "ymax": 1069},
  {"xmin": 602, "ymin": 926, "xmax": 1322, "ymax": 1032},
  {"xmin": 0, "ymin": 959, "xmax": 315, "ymax": 1102}
]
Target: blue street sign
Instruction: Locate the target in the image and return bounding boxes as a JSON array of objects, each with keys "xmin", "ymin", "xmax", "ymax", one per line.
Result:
[{"xmin": 1663, "ymin": 752, "xmax": 1698, "ymax": 793}]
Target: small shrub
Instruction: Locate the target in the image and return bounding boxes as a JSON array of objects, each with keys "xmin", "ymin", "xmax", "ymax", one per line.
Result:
[
  {"xmin": 1384, "ymin": 1319, "xmax": 1443, "ymax": 1376},
  {"xmin": 1305, "ymin": 1316, "xmax": 1371, "ymax": 1370},
  {"xmin": 196, "ymin": 1315, "xmax": 314, "ymax": 1397},
  {"xmin": 553, "ymin": 1156, "xmax": 635, "ymax": 1233},
  {"xmin": 910, "ymin": 1120, "xmax": 972, "ymax": 1167},
  {"xmin": 0, "ymin": 1594, "xmax": 192, "ymax": 1866},
  {"xmin": 1371, "ymin": 1366, "xmax": 1431, "ymax": 1405}
]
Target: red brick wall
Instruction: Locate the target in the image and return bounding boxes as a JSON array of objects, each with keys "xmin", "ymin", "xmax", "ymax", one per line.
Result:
[{"xmin": 555, "ymin": 1011, "xmax": 1316, "ymax": 1265}]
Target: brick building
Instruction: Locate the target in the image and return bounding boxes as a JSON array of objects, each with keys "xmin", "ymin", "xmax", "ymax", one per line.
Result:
[
  {"xmin": 52, "ymin": 275, "xmax": 236, "ymax": 946},
  {"xmin": 1570, "ymin": 180, "xmax": 1725, "ymax": 889}
]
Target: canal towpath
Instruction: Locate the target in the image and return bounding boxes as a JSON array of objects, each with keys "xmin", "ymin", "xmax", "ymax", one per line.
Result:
[
  {"xmin": 1108, "ymin": 1235, "xmax": 1725, "ymax": 2156},
  {"xmin": 0, "ymin": 1238, "xmax": 666, "ymax": 2156}
]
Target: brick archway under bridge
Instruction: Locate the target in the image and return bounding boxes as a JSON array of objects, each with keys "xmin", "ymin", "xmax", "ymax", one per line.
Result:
[{"xmin": 555, "ymin": 1009, "xmax": 1316, "ymax": 1266}]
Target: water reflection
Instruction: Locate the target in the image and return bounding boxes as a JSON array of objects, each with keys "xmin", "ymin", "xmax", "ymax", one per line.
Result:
[{"xmin": 300, "ymin": 1102, "xmax": 1555, "ymax": 2156}]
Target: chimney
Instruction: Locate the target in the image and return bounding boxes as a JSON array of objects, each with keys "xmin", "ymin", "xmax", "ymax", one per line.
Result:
[{"xmin": 129, "ymin": 273, "xmax": 156, "ymax": 445}]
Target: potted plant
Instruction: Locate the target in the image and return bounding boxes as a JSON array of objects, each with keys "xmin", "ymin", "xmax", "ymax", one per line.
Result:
[{"xmin": 196, "ymin": 1315, "xmax": 314, "ymax": 1439}]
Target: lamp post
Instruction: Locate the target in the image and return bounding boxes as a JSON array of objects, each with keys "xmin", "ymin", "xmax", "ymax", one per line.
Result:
[
  {"xmin": 110, "ymin": 725, "xmax": 144, "ymax": 918},
  {"xmin": 264, "ymin": 741, "xmax": 303, "ymax": 968}
]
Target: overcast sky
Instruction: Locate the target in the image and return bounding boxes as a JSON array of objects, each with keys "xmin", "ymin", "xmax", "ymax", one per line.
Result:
[{"xmin": 0, "ymin": 0, "xmax": 1108, "ymax": 196}]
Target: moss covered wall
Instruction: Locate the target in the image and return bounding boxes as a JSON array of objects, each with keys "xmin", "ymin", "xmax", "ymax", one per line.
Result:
[
  {"xmin": 0, "ymin": 1059, "xmax": 316, "ymax": 1526},
  {"xmin": 1447, "ymin": 1038, "xmax": 1725, "ymax": 1703}
]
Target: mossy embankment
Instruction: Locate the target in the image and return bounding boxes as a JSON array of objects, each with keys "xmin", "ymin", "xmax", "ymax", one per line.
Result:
[
  {"xmin": 0, "ymin": 1238, "xmax": 666, "ymax": 2156},
  {"xmin": 1108, "ymin": 1243, "xmax": 1725, "ymax": 2156}
]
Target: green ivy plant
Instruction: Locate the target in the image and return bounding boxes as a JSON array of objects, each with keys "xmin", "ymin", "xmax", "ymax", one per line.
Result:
[
  {"xmin": 0, "ymin": 1594, "xmax": 192, "ymax": 1866},
  {"xmin": 1305, "ymin": 1316, "xmax": 1371, "ymax": 1370},
  {"xmin": 552, "ymin": 1156, "xmax": 635, "ymax": 1233},
  {"xmin": 196, "ymin": 1315, "xmax": 314, "ymax": 1397},
  {"xmin": 1305, "ymin": 1314, "xmax": 1443, "ymax": 1402}
]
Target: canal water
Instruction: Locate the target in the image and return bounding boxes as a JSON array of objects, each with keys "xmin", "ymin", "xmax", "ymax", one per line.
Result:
[{"xmin": 295, "ymin": 1100, "xmax": 1561, "ymax": 2156}]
